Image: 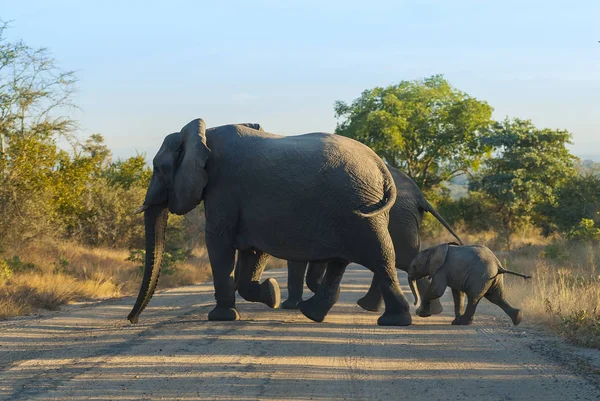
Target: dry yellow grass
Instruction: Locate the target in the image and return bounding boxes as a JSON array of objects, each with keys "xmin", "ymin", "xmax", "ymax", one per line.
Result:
[
  {"xmin": 502, "ymin": 241, "xmax": 600, "ymax": 348},
  {"xmin": 0, "ymin": 240, "xmax": 212, "ymax": 319}
]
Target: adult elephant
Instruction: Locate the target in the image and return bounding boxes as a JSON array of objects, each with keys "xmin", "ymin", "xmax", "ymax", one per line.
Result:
[
  {"xmin": 128, "ymin": 118, "xmax": 413, "ymax": 326},
  {"xmin": 281, "ymin": 166, "xmax": 463, "ymax": 315}
]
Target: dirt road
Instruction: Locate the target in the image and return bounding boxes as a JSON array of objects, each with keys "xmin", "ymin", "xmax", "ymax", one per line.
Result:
[{"xmin": 1, "ymin": 266, "xmax": 598, "ymax": 401}]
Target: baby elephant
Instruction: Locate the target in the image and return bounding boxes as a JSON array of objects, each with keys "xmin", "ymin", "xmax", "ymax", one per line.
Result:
[{"xmin": 407, "ymin": 243, "xmax": 531, "ymax": 326}]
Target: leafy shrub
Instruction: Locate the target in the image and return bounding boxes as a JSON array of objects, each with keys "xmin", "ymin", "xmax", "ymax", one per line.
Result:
[
  {"xmin": 436, "ymin": 192, "xmax": 499, "ymax": 233},
  {"xmin": 5, "ymin": 256, "xmax": 39, "ymax": 273},
  {"xmin": 566, "ymin": 217, "xmax": 600, "ymax": 242},
  {"xmin": 537, "ymin": 173, "xmax": 600, "ymax": 236},
  {"xmin": 0, "ymin": 259, "xmax": 13, "ymax": 283},
  {"xmin": 52, "ymin": 257, "xmax": 70, "ymax": 274},
  {"xmin": 558, "ymin": 309, "xmax": 600, "ymax": 348},
  {"xmin": 542, "ymin": 243, "xmax": 569, "ymax": 262}
]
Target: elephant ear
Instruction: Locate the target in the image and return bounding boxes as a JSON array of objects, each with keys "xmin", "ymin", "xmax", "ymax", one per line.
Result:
[
  {"xmin": 170, "ymin": 118, "xmax": 210, "ymax": 215},
  {"xmin": 427, "ymin": 243, "xmax": 449, "ymax": 279}
]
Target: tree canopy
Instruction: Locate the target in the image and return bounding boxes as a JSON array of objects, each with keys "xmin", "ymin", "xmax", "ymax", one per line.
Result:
[
  {"xmin": 334, "ymin": 75, "xmax": 493, "ymax": 191},
  {"xmin": 0, "ymin": 22, "xmax": 153, "ymax": 249},
  {"xmin": 469, "ymin": 118, "xmax": 577, "ymax": 247}
]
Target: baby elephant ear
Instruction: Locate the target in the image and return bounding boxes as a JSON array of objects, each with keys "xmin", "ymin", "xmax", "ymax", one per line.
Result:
[{"xmin": 428, "ymin": 243, "xmax": 449, "ymax": 279}]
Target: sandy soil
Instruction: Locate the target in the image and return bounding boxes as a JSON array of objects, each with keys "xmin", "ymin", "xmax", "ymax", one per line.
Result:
[{"xmin": 1, "ymin": 266, "xmax": 599, "ymax": 401}]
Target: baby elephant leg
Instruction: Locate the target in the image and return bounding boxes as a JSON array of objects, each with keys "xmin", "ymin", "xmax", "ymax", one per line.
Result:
[
  {"xmin": 417, "ymin": 278, "xmax": 443, "ymax": 315},
  {"xmin": 452, "ymin": 294, "xmax": 480, "ymax": 325},
  {"xmin": 416, "ymin": 277, "xmax": 446, "ymax": 317},
  {"xmin": 484, "ymin": 281, "xmax": 522, "ymax": 326},
  {"xmin": 451, "ymin": 289, "xmax": 465, "ymax": 319}
]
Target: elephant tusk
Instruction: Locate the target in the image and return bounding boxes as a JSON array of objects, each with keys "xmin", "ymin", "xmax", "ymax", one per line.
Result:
[{"xmin": 134, "ymin": 204, "xmax": 150, "ymax": 214}]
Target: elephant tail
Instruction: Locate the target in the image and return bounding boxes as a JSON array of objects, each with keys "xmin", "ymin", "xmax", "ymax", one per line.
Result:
[
  {"xmin": 496, "ymin": 267, "xmax": 532, "ymax": 280},
  {"xmin": 355, "ymin": 164, "xmax": 397, "ymax": 218},
  {"xmin": 420, "ymin": 199, "xmax": 464, "ymax": 245}
]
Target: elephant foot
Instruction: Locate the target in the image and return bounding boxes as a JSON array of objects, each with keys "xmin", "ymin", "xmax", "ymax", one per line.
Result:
[
  {"xmin": 298, "ymin": 297, "xmax": 329, "ymax": 323},
  {"xmin": 281, "ymin": 298, "xmax": 301, "ymax": 309},
  {"xmin": 208, "ymin": 306, "xmax": 240, "ymax": 321},
  {"xmin": 429, "ymin": 299, "xmax": 444, "ymax": 315},
  {"xmin": 260, "ymin": 278, "xmax": 280, "ymax": 308},
  {"xmin": 451, "ymin": 316, "xmax": 473, "ymax": 326},
  {"xmin": 416, "ymin": 305, "xmax": 431, "ymax": 318},
  {"xmin": 377, "ymin": 311, "xmax": 412, "ymax": 326},
  {"xmin": 357, "ymin": 295, "xmax": 383, "ymax": 312},
  {"xmin": 509, "ymin": 309, "xmax": 522, "ymax": 326}
]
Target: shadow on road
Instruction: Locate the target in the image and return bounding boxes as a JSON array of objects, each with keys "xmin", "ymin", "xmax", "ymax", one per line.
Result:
[{"xmin": 0, "ymin": 267, "xmax": 596, "ymax": 400}]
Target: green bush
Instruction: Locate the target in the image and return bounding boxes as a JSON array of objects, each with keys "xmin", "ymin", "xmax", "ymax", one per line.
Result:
[
  {"xmin": 5, "ymin": 256, "xmax": 39, "ymax": 273},
  {"xmin": 436, "ymin": 191, "xmax": 499, "ymax": 233},
  {"xmin": 542, "ymin": 243, "xmax": 569, "ymax": 262},
  {"xmin": 0, "ymin": 259, "xmax": 12, "ymax": 283},
  {"xmin": 537, "ymin": 173, "xmax": 600, "ymax": 237},
  {"xmin": 558, "ymin": 309, "xmax": 600, "ymax": 348},
  {"xmin": 566, "ymin": 217, "xmax": 600, "ymax": 243},
  {"xmin": 52, "ymin": 257, "xmax": 70, "ymax": 274}
]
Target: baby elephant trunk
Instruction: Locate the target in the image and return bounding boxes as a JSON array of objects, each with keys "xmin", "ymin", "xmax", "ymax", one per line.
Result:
[{"xmin": 408, "ymin": 278, "xmax": 419, "ymax": 306}]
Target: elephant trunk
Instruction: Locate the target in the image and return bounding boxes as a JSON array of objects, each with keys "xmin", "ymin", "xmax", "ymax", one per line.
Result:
[
  {"xmin": 408, "ymin": 278, "xmax": 419, "ymax": 306},
  {"xmin": 127, "ymin": 205, "xmax": 169, "ymax": 324}
]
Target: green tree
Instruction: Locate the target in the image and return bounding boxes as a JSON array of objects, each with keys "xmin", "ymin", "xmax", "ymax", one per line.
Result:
[
  {"xmin": 0, "ymin": 22, "xmax": 156, "ymax": 251},
  {"xmin": 538, "ymin": 172, "xmax": 600, "ymax": 236},
  {"xmin": 0, "ymin": 21, "xmax": 77, "ymax": 248},
  {"xmin": 470, "ymin": 118, "xmax": 577, "ymax": 248},
  {"xmin": 0, "ymin": 132, "xmax": 60, "ymax": 246},
  {"xmin": 105, "ymin": 154, "xmax": 152, "ymax": 190},
  {"xmin": 53, "ymin": 134, "xmax": 112, "ymax": 235},
  {"xmin": 0, "ymin": 21, "xmax": 77, "ymax": 155},
  {"xmin": 334, "ymin": 75, "xmax": 493, "ymax": 191}
]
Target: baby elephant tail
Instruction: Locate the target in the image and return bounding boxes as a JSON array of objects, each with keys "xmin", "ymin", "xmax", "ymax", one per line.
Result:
[{"xmin": 497, "ymin": 267, "xmax": 532, "ymax": 280}]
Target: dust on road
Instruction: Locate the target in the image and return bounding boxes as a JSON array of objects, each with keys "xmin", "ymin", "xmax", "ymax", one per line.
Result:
[{"xmin": 1, "ymin": 266, "xmax": 598, "ymax": 400}]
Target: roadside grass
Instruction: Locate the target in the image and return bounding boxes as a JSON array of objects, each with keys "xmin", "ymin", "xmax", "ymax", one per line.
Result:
[
  {"xmin": 0, "ymin": 240, "xmax": 287, "ymax": 319},
  {"xmin": 503, "ymin": 240, "xmax": 600, "ymax": 349},
  {"xmin": 0, "ymin": 240, "xmax": 212, "ymax": 319},
  {"xmin": 5, "ymin": 228, "xmax": 597, "ymax": 350}
]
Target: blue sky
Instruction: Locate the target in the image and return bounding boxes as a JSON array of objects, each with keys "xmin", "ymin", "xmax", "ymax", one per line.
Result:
[{"xmin": 2, "ymin": 0, "xmax": 599, "ymax": 159}]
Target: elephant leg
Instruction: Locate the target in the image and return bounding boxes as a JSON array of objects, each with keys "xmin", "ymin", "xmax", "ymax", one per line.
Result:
[
  {"xmin": 236, "ymin": 250, "xmax": 280, "ymax": 308},
  {"xmin": 452, "ymin": 294, "xmax": 480, "ymax": 325},
  {"xmin": 416, "ymin": 276, "xmax": 446, "ymax": 317},
  {"xmin": 206, "ymin": 233, "xmax": 239, "ymax": 321},
  {"xmin": 484, "ymin": 282, "xmax": 522, "ymax": 326},
  {"xmin": 371, "ymin": 250, "xmax": 412, "ymax": 326},
  {"xmin": 281, "ymin": 261, "xmax": 307, "ymax": 309},
  {"xmin": 306, "ymin": 262, "xmax": 327, "ymax": 293},
  {"xmin": 451, "ymin": 288, "xmax": 465, "ymax": 319},
  {"xmin": 417, "ymin": 277, "xmax": 443, "ymax": 316},
  {"xmin": 299, "ymin": 260, "xmax": 347, "ymax": 322},
  {"xmin": 357, "ymin": 275, "xmax": 383, "ymax": 312}
]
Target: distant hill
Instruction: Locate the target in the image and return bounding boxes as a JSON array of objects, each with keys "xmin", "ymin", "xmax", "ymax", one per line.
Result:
[
  {"xmin": 579, "ymin": 159, "xmax": 600, "ymax": 175},
  {"xmin": 577, "ymin": 155, "xmax": 600, "ymax": 162}
]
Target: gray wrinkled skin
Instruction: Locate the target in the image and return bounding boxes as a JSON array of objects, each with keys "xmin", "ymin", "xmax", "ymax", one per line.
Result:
[
  {"xmin": 129, "ymin": 118, "xmax": 413, "ymax": 326},
  {"xmin": 407, "ymin": 244, "xmax": 529, "ymax": 326},
  {"xmin": 281, "ymin": 166, "xmax": 463, "ymax": 315}
]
